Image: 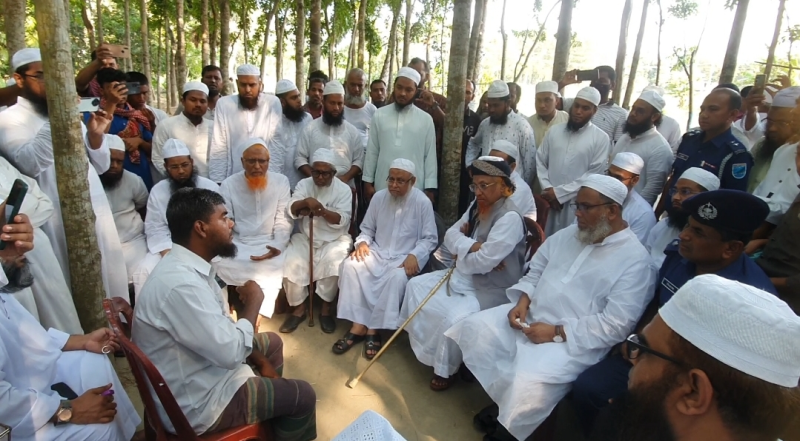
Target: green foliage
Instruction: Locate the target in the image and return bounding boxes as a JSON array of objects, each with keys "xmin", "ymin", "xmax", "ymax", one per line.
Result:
[{"xmin": 668, "ymin": 0, "xmax": 698, "ymax": 19}]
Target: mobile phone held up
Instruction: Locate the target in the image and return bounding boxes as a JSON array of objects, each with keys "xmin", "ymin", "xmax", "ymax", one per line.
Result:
[
  {"xmin": 753, "ymin": 74, "xmax": 766, "ymax": 93},
  {"xmin": 126, "ymin": 82, "xmax": 141, "ymax": 95},
  {"xmin": 0, "ymin": 179, "xmax": 28, "ymax": 251},
  {"xmin": 78, "ymin": 97, "xmax": 101, "ymax": 113},
  {"xmin": 107, "ymin": 44, "xmax": 131, "ymax": 59},
  {"xmin": 577, "ymin": 69, "xmax": 599, "ymax": 82}
]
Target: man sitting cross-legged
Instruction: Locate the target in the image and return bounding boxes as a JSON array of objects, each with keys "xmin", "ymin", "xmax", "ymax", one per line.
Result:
[
  {"xmin": 215, "ymin": 138, "xmax": 293, "ymax": 319},
  {"xmin": 281, "ymin": 148, "xmax": 354, "ymax": 334},
  {"xmin": 133, "ymin": 188, "xmax": 317, "ymax": 440},
  {"xmin": 335, "ymin": 159, "xmax": 438, "ymax": 358}
]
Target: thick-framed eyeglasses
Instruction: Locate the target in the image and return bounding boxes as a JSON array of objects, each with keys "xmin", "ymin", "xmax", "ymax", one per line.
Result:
[
  {"xmin": 469, "ymin": 182, "xmax": 497, "ymax": 193},
  {"xmin": 668, "ymin": 187, "xmax": 700, "ymax": 197},
  {"xmin": 244, "ymin": 158, "xmax": 269, "ymax": 166},
  {"xmin": 570, "ymin": 202, "xmax": 613, "ymax": 213},
  {"xmin": 625, "ymin": 334, "xmax": 685, "ymax": 366},
  {"xmin": 311, "ymin": 170, "xmax": 334, "ymax": 178},
  {"xmin": 386, "ymin": 177, "xmax": 410, "ymax": 186}
]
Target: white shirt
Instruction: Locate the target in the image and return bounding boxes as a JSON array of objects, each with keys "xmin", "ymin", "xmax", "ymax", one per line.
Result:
[
  {"xmin": 622, "ymin": 190, "xmax": 656, "ymax": 244},
  {"xmin": 611, "ymin": 127, "xmax": 674, "ymax": 205},
  {"xmin": 279, "ymin": 113, "xmax": 313, "ymax": 189},
  {"xmin": 152, "ymin": 113, "xmax": 212, "ymax": 178},
  {"xmin": 753, "ymin": 143, "xmax": 800, "ymax": 225},
  {"xmin": 363, "ymin": 104, "xmax": 437, "ymax": 191},
  {"xmin": 209, "ymin": 94, "xmax": 286, "ymax": 182},
  {"xmin": 344, "ymin": 103, "xmax": 378, "ymax": 149},
  {"xmin": 146, "ymin": 105, "xmax": 170, "ymax": 124},
  {"xmin": 528, "ymin": 111, "xmax": 570, "ymax": 149},
  {"xmin": 145, "ymin": 177, "xmax": 220, "ymax": 253},
  {"xmin": 288, "ymin": 177, "xmax": 352, "ymax": 242},
  {"xmin": 644, "ymin": 217, "xmax": 680, "ymax": 268},
  {"xmin": 735, "ymin": 112, "xmax": 767, "ymax": 147},
  {"xmin": 105, "ymin": 170, "xmax": 149, "ymax": 243},
  {"xmin": 657, "ymin": 114, "xmax": 683, "ymax": 154},
  {"xmin": 220, "ymin": 171, "xmax": 293, "ymax": 249},
  {"xmin": 466, "ymin": 111, "xmax": 537, "ymax": 186},
  {"xmin": 593, "ymin": 102, "xmax": 628, "ymax": 145},
  {"xmin": 132, "ymin": 245, "xmax": 256, "ymax": 434},
  {"xmin": 295, "ymin": 118, "xmax": 365, "ymax": 185},
  {"xmin": 510, "ymin": 171, "xmax": 537, "ymax": 222}
]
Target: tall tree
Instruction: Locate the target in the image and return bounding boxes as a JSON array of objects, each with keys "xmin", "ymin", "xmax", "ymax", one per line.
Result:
[
  {"xmin": 166, "ymin": 15, "xmax": 174, "ymax": 110},
  {"xmin": 356, "ymin": 0, "xmax": 367, "ymax": 68},
  {"xmin": 140, "ymin": 0, "xmax": 151, "ymax": 101},
  {"xmin": 123, "ymin": 0, "xmax": 132, "ymax": 71},
  {"xmin": 614, "ymin": 0, "xmax": 633, "ymax": 102},
  {"xmin": 324, "ymin": 2, "xmax": 336, "ymax": 78},
  {"xmin": 201, "ymin": 0, "xmax": 210, "ymax": 67},
  {"xmin": 513, "ymin": 0, "xmax": 560, "ymax": 83},
  {"xmin": 655, "ymin": 0, "xmax": 664, "ymax": 84},
  {"xmin": 260, "ymin": 0, "xmax": 281, "ymax": 79},
  {"xmin": 176, "ymin": 0, "xmax": 187, "ymax": 90},
  {"xmin": 220, "ymin": 0, "xmax": 231, "ymax": 91},
  {"xmin": 380, "ymin": 0, "xmax": 402, "ymax": 81},
  {"xmin": 241, "ymin": 0, "xmax": 249, "ymax": 62},
  {"xmin": 295, "ymin": 0, "xmax": 306, "ymax": 97},
  {"xmin": 499, "ymin": 0, "xmax": 508, "ymax": 80},
  {"xmin": 32, "ymin": 0, "xmax": 108, "ymax": 330},
  {"xmin": 96, "ymin": 0, "xmax": 104, "ymax": 43},
  {"xmin": 472, "ymin": 0, "xmax": 488, "ymax": 82},
  {"xmin": 402, "ymin": 0, "xmax": 414, "ymax": 66},
  {"xmin": 275, "ymin": 8, "xmax": 285, "ymax": 78},
  {"xmin": 764, "ymin": 0, "xmax": 787, "ymax": 81},
  {"xmin": 156, "ymin": 21, "xmax": 162, "ymax": 108},
  {"xmin": 81, "ymin": 0, "xmax": 97, "ymax": 49},
  {"xmin": 718, "ymin": 0, "xmax": 750, "ymax": 84},
  {"xmin": 551, "ymin": 0, "xmax": 573, "ymax": 82},
  {"xmin": 310, "ymin": 0, "xmax": 322, "ymax": 72},
  {"xmin": 210, "ymin": 0, "xmax": 218, "ymax": 64},
  {"xmin": 622, "ymin": 0, "xmax": 650, "ymax": 109},
  {"xmin": 4, "ymin": 0, "xmax": 27, "ymax": 56},
  {"xmin": 466, "ymin": 0, "xmax": 484, "ymax": 80},
  {"xmin": 670, "ymin": 0, "xmax": 703, "ymax": 129}
]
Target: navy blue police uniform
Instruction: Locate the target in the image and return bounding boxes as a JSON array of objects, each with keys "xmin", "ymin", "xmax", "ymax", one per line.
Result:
[{"xmin": 670, "ymin": 128, "xmax": 753, "ymax": 192}]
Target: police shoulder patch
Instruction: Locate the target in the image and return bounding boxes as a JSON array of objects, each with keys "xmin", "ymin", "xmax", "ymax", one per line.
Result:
[
  {"xmin": 727, "ymin": 139, "xmax": 747, "ymax": 154},
  {"xmin": 732, "ymin": 163, "xmax": 747, "ymax": 179}
]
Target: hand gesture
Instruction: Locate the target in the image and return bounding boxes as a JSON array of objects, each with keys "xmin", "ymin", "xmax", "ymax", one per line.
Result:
[
  {"xmin": 773, "ymin": 74, "xmax": 792, "ymax": 89},
  {"xmin": 507, "ymin": 303, "xmax": 529, "ymax": 330},
  {"xmin": 493, "ymin": 260, "xmax": 506, "ymax": 272},
  {"xmin": 86, "ymin": 110, "xmax": 112, "ymax": 136},
  {"xmin": 236, "ymin": 280, "xmax": 265, "ymax": 309},
  {"xmin": 415, "ymin": 90, "xmax": 436, "ymax": 108},
  {"xmin": 351, "ymin": 242, "xmax": 370, "ymax": 262},
  {"xmin": 256, "ymin": 361, "xmax": 280, "ymax": 379},
  {"xmin": 71, "ymin": 384, "xmax": 118, "ymax": 425},
  {"xmin": 83, "ymin": 328, "xmax": 119, "ymax": 354},
  {"xmin": 744, "ymin": 91, "xmax": 766, "ymax": 109},
  {"xmin": 107, "ymin": 82, "xmax": 128, "ymax": 106},
  {"xmin": 561, "ymin": 69, "xmax": 579, "ymax": 86},
  {"xmin": 250, "ymin": 245, "xmax": 281, "ymax": 261},
  {"xmin": 305, "ymin": 198, "xmax": 324, "ymax": 216},
  {"xmin": 459, "ymin": 222, "xmax": 470, "ymax": 235},
  {"xmin": 121, "ymin": 137, "xmax": 142, "ymax": 154},
  {"xmin": 399, "ymin": 254, "xmax": 420, "ymax": 277},
  {"xmin": 522, "ymin": 322, "xmax": 556, "ymax": 344},
  {"xmin": 0, "ymin": 208, "xmax": 33, "ymax": 260},
  {"xmin": 93, "ymin": 44, "xmax": 115, "ymax": 65}
]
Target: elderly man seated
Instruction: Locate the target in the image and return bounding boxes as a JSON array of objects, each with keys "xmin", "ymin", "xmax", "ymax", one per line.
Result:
[
  {"xmin": 400, "ymin": 156, "xmax": 528, "ymax": 391},
  {"xmin": 281, "ymin": 148, "xmax": 354, "ymax": 334},
  {"xmin": 606, "ymin": 152, "xmax": 656, "ymax": 243},
  {"xmin": 215, "ymin": 138, "xmax": 292, "ymax": 319},
  {"xmin": 445, "ymin": 174, "xmax": 656, "ymax": 441},
  {"xmin": 335, "ymin": 159, "xmax": 438, "ymax": 359}
]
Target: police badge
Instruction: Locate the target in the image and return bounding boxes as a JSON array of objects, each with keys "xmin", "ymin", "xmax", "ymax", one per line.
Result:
[{"xmin": 698, "ymin": 202, "xmax": 718, "ymax": 220}]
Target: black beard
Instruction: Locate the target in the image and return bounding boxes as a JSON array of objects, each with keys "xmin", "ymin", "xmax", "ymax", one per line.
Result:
[
  {"xmin": 394, "ymin": 100, "xmax": 413, "ymax": 111},
  {"xmin": 100, "ymin": 171, "xmax": 124, "ymax": 189},
  {"xmin": 624, "ymin": 120, "xmax": 653, "ymax": 138},
  {"xmin": 23, "ymin": 87, "xmax": 49, "ymax": 117},
  {"xmin": 761, "ymin": 136, "xmax": 783, "ymax": 156},
  {"xmin": 238, "ymin": 95, "xmax": 259, "ymax": 110},
  {"xmin": 373, "ymin": 100, "xmax": 386, "ymax": 108},
  {"xmin": 665, "ymin": 206, "xmax": 690, "ymax": 230},
  {"xmin": 489, "ymin": 111, "xmax": 510, "ymax": 125},
  {"xmin": 567, "ymin": 117, "xmax": 590, "ymax": 133},
  {"xmin": 208, "ymin": 88, "xmax": 220, "ymax": 99},
  {"xmin": 591, "ymin": 83, "xmax": 612, "ymax": 102},
  {"xmin": 589, "ymin": 378, "xmax": 677, "ymax": 441},
  {"xmin": 168, "ymin": 167, "xmax": 198, "ymax": 192},
  {"xmin": 215, "ymin": 242, "xmax": 238, "ymax": 258},
  {"xmin": 323, "ymin": 109, "xmax": 344, "ymax": 126},
  {"xmin": 283, "ymin": 105, "xmax": 307, "ymax": 123}
]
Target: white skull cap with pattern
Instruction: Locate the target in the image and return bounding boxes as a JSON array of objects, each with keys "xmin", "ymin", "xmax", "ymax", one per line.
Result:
[
  {"xmin": 239, "ymin": 137, "xmax": 268, "ymax": 155},
  {"xmin": 162, "ymin": 139, "xmax": 192, "ymax": 159},
  {"xmin": 642, "ymin": 84, "xmax": 666, "ymax": 96},
  {"xmin": 236, "ymin": 64, "xmax": 261, "ymax": 77},
  {"xmin": 332, "ymin": 410, "xmax": 406, "ymax": 441},
  {"xmin": 660, "ymin": 274, "xmax": 800, "ymax": 387},
  {"xmin": 535, "ymin": 81, "xmax": 559, "ymax": 95},
  {"xmin": 11, "ymin": 48, "xmax": 42, "ymax": 71},
  {"xmin": 575, "ymin": 87, "xmax": 601, "ymax": 107},
  {"xmin": 637, "ymin": 90, "xmax": 666, "ymax": 112},
  {"xmin": 678, "ymin": 167, "xmax": 720, "ymax": 191},
  {"xmin": 580, "ymin": 174, "xmax": 628, "ymax": 205},
  {"xmin": 489, "ymin": 140, "xmax": 519, "ymax": 161},
  {"xmin": 487, "ymin": 80, "xmax": 510, "ymax": 98},
  {"xmin": 108, "ymin": 135, "xmax": 126, "ymax": 152},
  {"xmin": 323, "ymin": 80, "xmax": 345, "ymax": 96},
  {"xmin": 182, "ymin": 81, "xmax": 209, "ymax": 96},
  {"xmin": 311, "ymin": 148, "xmax": 336, "ymax": 167},
  {"xmin": 611, "ymin": 152, "xmax": 644, "ymax": 175},
  {"xmin": 771, "ymin": 86, "xmax": 800, "ymax": 108},
  {"xmin": 396, "ymin": 67, "xmax": 421, "ymax": 85},
  {"xmin": 275, "ymin": 79, "xmax": 297, "ymax": 95},
  {"xmin": 389, "ymin": 158, "xmax": 416, "ymax": 177}
]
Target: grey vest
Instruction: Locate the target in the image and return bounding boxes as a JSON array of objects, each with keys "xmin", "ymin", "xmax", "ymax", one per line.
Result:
[{"xmin": 470, "ymin": 197, "xmax": 527, "ymax": 292}]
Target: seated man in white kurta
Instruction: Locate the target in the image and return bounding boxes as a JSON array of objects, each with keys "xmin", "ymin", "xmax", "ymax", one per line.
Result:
[
  {"xmin": 132, "ymin": 139, "xmax": 219, "ymax": 296},
  {"xmin": 400, "ymin": 156, "xmax": 527, "ymax": 391},
  {"xmin": 335, "ymin": 159, "xmax": 438, "ymax": 359},
  {"xmin": 445, "ymin": 174, "xmax": 656, "ymax": 441},
  {"xmin": 0, "ymin": 213, "xmax": 140, "ymax": 441},
  {"xmin": 606, "ymin": 152, "xmax": 656, "ymax": 244},
  {"xmin": 215, "ymin": 139, "xmax": 293, "ymax": 319},
  {"xmin": 280, "ymin": 148, "xmax": 353, "ymax": 334}
]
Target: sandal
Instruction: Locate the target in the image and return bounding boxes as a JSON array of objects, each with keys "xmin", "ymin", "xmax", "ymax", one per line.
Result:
[
  {"xmin": 429, "ymin": 374, "xmax": 456, "ymax": 391},
  {"xmin": 332, "ymin": 332, "xmax": 366, "ymax": 354},
  {"xmin": 364, "ymin": 334, "xmax": 382, "ymax": 360}
]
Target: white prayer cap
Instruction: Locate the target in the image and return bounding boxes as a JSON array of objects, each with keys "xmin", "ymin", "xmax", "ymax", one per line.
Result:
[
  {"xmin": 332, "ymin": 410, "xmax": 406, "ymax": 441},
  {"xmin": 575, "ymin": 87, "xmax": 601, "ymax": 107},
  {"xmin": 11, "ymin": 48, "xmax": 42, "ymax": 71},
  {"xmin": 275, "ymin": 79, "xmax": 297, "ymax": 95},
  {"xmin": 323, "ymin": 80, "xmax": 345, "ymax": 96},
  {"xmin": 389, "ymin": 158, "xmax": 416, "ymax": 177},
  {"xmin": 611, "ymin": 152, "xmax": 644, "ymax": 175},
  {"xmin": 396, "ymin": 67, "xmax": 421, "ymax": 85},
  {"xmin": 162, "ymin": 139, "xmax": 192, "ymax": 159},
  {"xmin": 771, "ymin": 86, "xmax": 800, "ymax": 108},
  {"xmin": 108, "ymin": 135, "xmax": 126, "ymax": 152},
  {"xmin": 236, "ymin": 64, "xmax": 261, "ymax": 77},
  {"xmin": 311, "ymin": 148, "xmax": 336, "ymax": 167},
  {"xmin": 660, "ymin": 274, "xmax": 800, "ymax": 388},
  {"xmin": 239, "ymin": 137, "xmax": 268, "ymax": 154},
  {"xmin": 487, "ymin": 80, "xmax": 510, "ymax": 99},
  {"xmin": 535, "ymin": 81, "xmax": 559, "ymax": 95},
  {"xmin": 182, "ymin": 81, "xmax": 209, "ymax": 96},
  {"xmin": 643, "ymin": 84, "xmax": 666, "ymax": 96},
  {"xmin": 580, "ymin": 174, "xmax": 628, "ymax": 205},
  {"xmin": 489, "ymin": 140, "xmax": 519, "ymax": 161},
  {"xmin": 678, "ymin": 167, "xmax": 720, "ymax": 191},
  {"xmin": 637, "ymin": 90, "xmax": 666, "ymax": 112}
]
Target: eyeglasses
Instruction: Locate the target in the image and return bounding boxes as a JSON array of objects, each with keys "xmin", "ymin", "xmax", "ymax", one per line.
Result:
[
  {"xmin": 570, "ymin": 202, "xmax": 613, "ymax": 213},
  {"xmin": 469, "ymin": 182, "xmax": 497, "ymax": 193},
  {"xmin": 669, "ymin": 187, "xmax": 700, "ymax": 197},
  {"xmin": 311, "ymin": 170, "xmax": 334, "ymax": 178},
  {"xmin": 168, "ymin": 162, "xmax": 192, "ymax": 171},
  {"xmin": 625, "ymin": 334, "xmax": 685, "ymax": 366},
  {"xmin": 386, "ymin": 177, "xmax": 410, "ymax": 186},
  {"xmin": 22, "ymin": 73, "xmax": 45, "ymax": 82},
  {"xmin": 762, "ymin": 117, "xmax": 791, "ymax": 128},
  {"xmin": 605, "ymin": 170, "xmax": 635, "ymax": 183},
  {"xmin": 244, "ymin": 158, "xmax": 269, "ymax": 166}
]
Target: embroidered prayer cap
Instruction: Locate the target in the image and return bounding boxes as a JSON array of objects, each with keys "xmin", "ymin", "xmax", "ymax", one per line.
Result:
[
  {"xmin": 323, "ymin": 80, "xmax": 345, "ymax": 96},
  {"xmin": 535, "ymin": 81, "xmax": 559, "ymax": 95},
  {"xmin": 489, "ymin": 140, "xmax": 519, "ymax": 162},
  {"xmin": 240, "ymin": 137, "xmax": 268, "ymax": 155},
  {"xmin": 331, "ymin": 410, "xmax": 406, "ymax": 441},
  {"xmin": 642, "ymin": 84, "xmax": 666, "ymax": 96},
  {"xmin": 682, "ymin": 189, "xmax": 768, "ymax": 234},
  {"xmin": 236, "ymin": 64, "xmax": 261, "ymax": 77},
  {"xmin": 575, "ymin": 87, "xmax": 601, "ymax": 107},
  {"xmin": 771, "ymin": 86, "xmax": 800, "ymax": 108},
  {"xmin": 11, "ymin": 48, "xmax": 42, "ymax": 71},
  {"xmin": 487, "ymin": 80, "xmax": 510, "ymax": 99},
  {"xmin": 182, "ymin": 81, "xmax": 209, "ymax": 96},
  {"xmin": 678, "ymin": 167, "xmax": 720, "ymax": 191},
  {"xmin": 275, "ymin": 79, "xmax": 297, "ymax": 95},
  {"xmin": 108, "ymin": 135, "xmax": 126, "ymax": 152},
  {"xmin": 611, "ymin": 152, "xmax": 644, "ymax": 175},
  {"xmin": 396, "ymin": 67, "xmax": 421, "ymax": 86},
  {"xmin": 311, "ymin": 148, "xmax": 336, "ymax": 167},
  {"xmin": 162, "ymin": 139, "xmax": 192, "ymax": 159},
  {"xmin": 389, "ymin": 158, "xmax": 416, "ymax": 177},
  {"xmin": 470, "ymin": 155, "xmax": 511, "ymax": 179},
  {"xmin": 660, "ymin": 274, "xmax": 800, "ymax": 388},
  {"xmin": 580, "ymin": 174, "xmax": 628, "ymax": 206},
  {"xmin": 637, "ymin": 90, "xmax": 665, "ymax": 112}
]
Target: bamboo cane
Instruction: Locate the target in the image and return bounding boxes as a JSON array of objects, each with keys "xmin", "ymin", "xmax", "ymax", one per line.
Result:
[{"xmin": 308, "ymin": 213, "xmax": 315, "ymax": 327}]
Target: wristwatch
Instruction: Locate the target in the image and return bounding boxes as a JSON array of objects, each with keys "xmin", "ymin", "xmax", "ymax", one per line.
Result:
[
  {"xmin": 54, "ymin": 400, "xmax": 72, "ymax": 426},
  {"xmin": 553, "ymin": 325, "xmax": 566, "ymax": 343}
]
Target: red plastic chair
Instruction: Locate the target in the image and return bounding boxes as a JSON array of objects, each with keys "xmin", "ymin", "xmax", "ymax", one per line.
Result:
[{"xmin": 102, "ymin": 299, "xmax": 273, "ymax": 441}]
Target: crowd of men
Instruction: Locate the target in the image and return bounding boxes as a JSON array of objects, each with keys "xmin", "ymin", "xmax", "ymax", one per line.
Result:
[{"xmin": 0, "ymin": 41, "xmax": 799, "ymax": 441}]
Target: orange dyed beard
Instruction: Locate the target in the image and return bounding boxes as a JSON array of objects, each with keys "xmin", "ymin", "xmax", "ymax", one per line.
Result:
[{"xmin": 246, "ymin": 174, "xmax": 268, "ymax": 191}]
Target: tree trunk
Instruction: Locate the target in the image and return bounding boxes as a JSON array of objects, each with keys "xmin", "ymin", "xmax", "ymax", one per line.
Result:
[
  {"xmin": 201, "ymin": 0, "xmax": 210, "ymax": 67},
  {"xmin": 655, "ymin": 0, "xmax": 664, "ymax": 85},
  {"xmin": 169, "ymin": 28, "xmax": 178, "ymax": 108},
  {"xmin": 613, "ymin": 0, "xmax": 633, "ymax": 102},
  {"xmin": 309, "ymin": 0, "xmax": 321, "ymax": 72},
  {"xmin": 622, "ymin": 0, "xmax": 649, "ymax": 109},
  {"xmin": 499, "ymin": 0, "xmax": 508, "ymax": 80},
  {"xmin": 96, "ymin": 0, "xmax": 103, "ymax": 43},
  {"xmin": 81, "ymin": 0, "xmax": 97, "ymax": 50},
  {"xmin": 275, "ymin": 12, "xmax": 285, "ymax": 78},
  {"xmin": 402, "ymin": 0, "xmax": 414, "ymax": 66},
  {"xmin": 466, "ymin": 0, "xmax": 484, "ymax": 81},
  {"xmin": 210, "ymin": 0, "xmax": 218, "ymax": 65},
  {"xmin": 325, "ymin": 4, "xmax": 336, "ymax": 79},
  {"xmin": 241, "ymin": 0, "xmax": 249, "ymax": 62},
  {"xmin": 719, "ymin": 0, "xmax": 750, "ymax": 84},
  {"xmin": 472, "ymin": 0, "xmax": 487, "ymax": 82},
  {"xmin": 260, "ymin": 0, "xmax": 280, "ymax": 80},
  {"xmin": 123, "ymin": 0, "xmax": 132, "ymax": 71},
  {"xmin": 295, "ymin": 0, "xmax": 306, "ymax": 97},
  {"xmin": 4, "ymin": 0, "xmax": 27, "ymax": 56},
  {"xmin": 140, "ymin": 0, "xmax": 151, "ymax": 101},
  {"xmin": 220, "ymin": 0, "xmax": 231, "ymax": 91},
  {"xmin": 441, "ymin": 0, "xmax": 472, "ymax": 225},
  {"xmin": 156, "ymin": 22, "xmax": 162, "ymax": 108},
  {"xmin": 551, "ymin": 0, "xmax": 573, "ymax": 83},
  {"xmin": 166, "ymin": 15, "xmax": 173, "ymax": 110},
  {"xmin": 356, "ymin": 0, "xmax": 367, "ymax": 68},
  {"xmin": 347, "ymin": 6, "xmax": 357, "ymax": 70},
  {"xmin": 381, "ymin": 0, "xmax": 401, "ymax": 81},
  {"xmin": 764, "ymin": 0, "xmax": 786, "ymax": 82},
  {"xmin": 513, "ymin": 0, "xmax": 560, "ymax": 83},
  {"xmin": 176, "ymin": 0, "xmax": 187, "ymax": 91},
  {"xmin": 32, "ymin": 0, "xmax": 107, "ymax": 331}
]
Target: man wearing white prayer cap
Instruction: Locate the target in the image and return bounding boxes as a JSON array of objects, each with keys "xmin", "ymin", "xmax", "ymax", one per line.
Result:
[
  {"xmin": 281, "ymin": 148, "xmax": 354, "ymax": 334},
  {"xmin": 748, "ymin": 85, "xmax": 800, "ymax": 193},
  {"xmin": 274, "ymin": 78, "xmax": 313, "ymax": 189},
  {"xmin": 537, "ymin": 86, "xmax": 611, "ymax": 237},
  {"xmin": 641, "ymin": 84, "xmax": 683, "ymax": 153},
  {"xmin": 152, "ymin": 80, "xmax": 213, "ymax": 178},
  {"xmin": 527, "ymin": 81, "xmax": 569, "ymax": 168},
  {"xmin": 336, "ymin": 157, "xmax": 437, "ymax": 358},
  {"xmin": 133, "ymin": 138, "xmax": 219, "ymax": 297},
  {"xmin": 447, "ymin": 172, "xmax": 655, "ymax": 440},
  {"xmin": 296, "ymin": 80, "xmax": 363, "ymax": 188},
  {"xmin": 559, "ymin": 66, "xmax": 629, "ymax": 144},
  {"xmin": 209, "ymin": 63, "xmax": 286, "ymax": 183},
  {"xmin": 0, "ymin": 47, "xmax": 132, "ymax": 304},
  {"xmin": 609, "ymin": 90, "xmax": 674, "ymax": 205},
  {"xmin": 606, "ymin": 152, "xmax": 656, "ymax": 244},
  {"xmin": 593, "ymin": 274, "xmax": 800, "ymax": 441}
]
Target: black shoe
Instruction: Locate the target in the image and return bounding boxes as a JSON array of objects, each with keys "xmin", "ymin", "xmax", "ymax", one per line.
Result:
[
  {"xmin": 319, "ymin": 314, "xmax": 336, "ymax": 334},
  {"xmin": 483, "ymin": 424, "xmax": 516, "ymax": 441},
  {"xmin": 279, "ymin": 313, "xmax": 307, "ymax": 333},
  {"xmin": 474, "ymin": 403, "xmax": 499, "ymax": 434}
]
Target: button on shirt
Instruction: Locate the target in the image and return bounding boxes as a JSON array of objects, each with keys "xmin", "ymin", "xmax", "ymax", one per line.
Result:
[{"xmin": 670, "ymin": 128, "xmax": 753, "ymax": 192}]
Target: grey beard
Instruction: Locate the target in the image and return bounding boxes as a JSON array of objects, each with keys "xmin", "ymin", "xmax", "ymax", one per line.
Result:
[
  {"xmin": 345, "ymin": 93, "xmax": 366, "ymax": 107},
  {"xmin": 576, "ymin": 215, "xmax": 613, "ymax": 245}
]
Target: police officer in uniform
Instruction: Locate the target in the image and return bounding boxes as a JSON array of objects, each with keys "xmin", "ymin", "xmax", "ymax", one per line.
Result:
[{"xmin": 570, "ymin": 188, "xmax": 776, "ymax": 437}]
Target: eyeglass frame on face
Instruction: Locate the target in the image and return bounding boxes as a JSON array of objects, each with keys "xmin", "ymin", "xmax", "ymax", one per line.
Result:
[
  {"xmin": 167, "ymin": 161, "xmax": 193, "ymax": 171},
  {"xmin": 570, "ymin": 201, "xmax": 614, "ymax": 213},
  {"xmin": 625, "ymin": 334, "xmax": 686, "ymax": 366},
  {"xmin": 762, "ymin": 117, "xmax": 792, "ymax": 129},
  {"xmin": 605, "ymin": 169, "xmax": 636, "ymax": 183},
  {"xmin": 311, "ymin": 170, "xmax": 334, "ymax": 178},
  {"xmin": 386, "ymin": 176, "xmax": 411, "ymax": 186},
  {"xmin": 21, "ymin": 72, "xmax": 45, "ymax": 82},
  {"xmin": 244, "ymin": 158, "xmax": 269, "ymax": 166},
  {"xmin": 669, "ymin": 187, "xmax": 700, "ymax": 197},
  {"xmin": 469, "ymin": 182, "xmax": 497, "ymax": 193}
]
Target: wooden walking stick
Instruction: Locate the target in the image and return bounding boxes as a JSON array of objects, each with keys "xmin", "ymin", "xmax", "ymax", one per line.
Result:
[
  {"xmin": 308, "ymin": 213, "xmax": 315, "ymax": 327},
  {"xmin": 346, "ymin": 266, "xmax": 455, "ymax": 389}
]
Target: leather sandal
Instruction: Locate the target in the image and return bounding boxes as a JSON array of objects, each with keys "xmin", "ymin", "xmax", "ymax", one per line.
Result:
[{"xmin": 332, "ymin": 332, "xmax": 366, "ymax": 354}]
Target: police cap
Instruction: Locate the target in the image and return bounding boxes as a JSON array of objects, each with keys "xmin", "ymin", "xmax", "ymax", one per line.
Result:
[{"xmin": 682, "ymin": 189, "xmax": 768, "ymax": 235}]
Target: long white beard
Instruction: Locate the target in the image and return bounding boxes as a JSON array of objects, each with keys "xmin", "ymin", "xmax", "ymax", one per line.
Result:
[
  {"xmin": 576, "ymin": 215, "xmax": 613, "ymax": 245},
  {"xmin": 345, "ymin": 93, "xmax": 367, "ymax": 107}
]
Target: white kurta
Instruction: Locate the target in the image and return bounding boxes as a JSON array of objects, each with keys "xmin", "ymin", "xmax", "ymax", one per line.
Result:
[
  {"xmin": 644, "ymin": 218, "xmax": 680, "ymax": 268},
  {"xmin": 657, "ymin": 114, "xmax": 683, "ymax": 154},
  {"xmin": 445, "ymin": 225, "xmax": 656, "ymax": 440},
  {"xmin": 734, "ymin": 112, "xmax": 767, "ymax": 147},
  {"xmin": 295, "ymin": 118, "xmax": 365, "ymax": 187},
  {"xmin": 208, "ymin": 94, "xmax": 286, "ymax": 182},
  {"xmin": 363, "ymin": 104, "xmax": 437, "ymax": 191},
  {"xmin": 151, "ymin": 113, "xmax": 213, "ymax": 178},
  {"xmin": 0, "ymin": 97, "xmax": 130, "ymax": 302},
  {"xmin": 104, "ymin": 170, "xmax": 149, "ymax": 279},
  {"xmin": 753, "ymin": 143, "xmax": 800, "ymax": 225},
  {"xmin": 279, "ymin": 113, "xmax": 313, "ymax": 190},
  {"xmin": 337, "ymin": 188, "xmax": 438, "ymax": 329},
  {"xmin": 0, "ymin": 294, "xmax": 140, "ymax": 441},
  {"xmin": 610, "ymin": 128, "xmax": 674, "ymax": 205},
  {"xmin": 536, "ymin": 122, "xmax": 610, "ymax": 237},
  {"xmin": 400, "ymin": 208, "xmax": 525, "ymax": 377},
  {"xmin": 344, "ymin": 103, "xmax": 378, "ymax": 149},
  {"xmin": 622, "ymin": 190, "xmax": 656, "ymax": 244},
  {"xmin": 215, "ymin": 171, "xmax": 293, "ymax": 318},
  {"xmin": 465, "ymin": 112, "xmax": 538, "ymax": 186}
]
